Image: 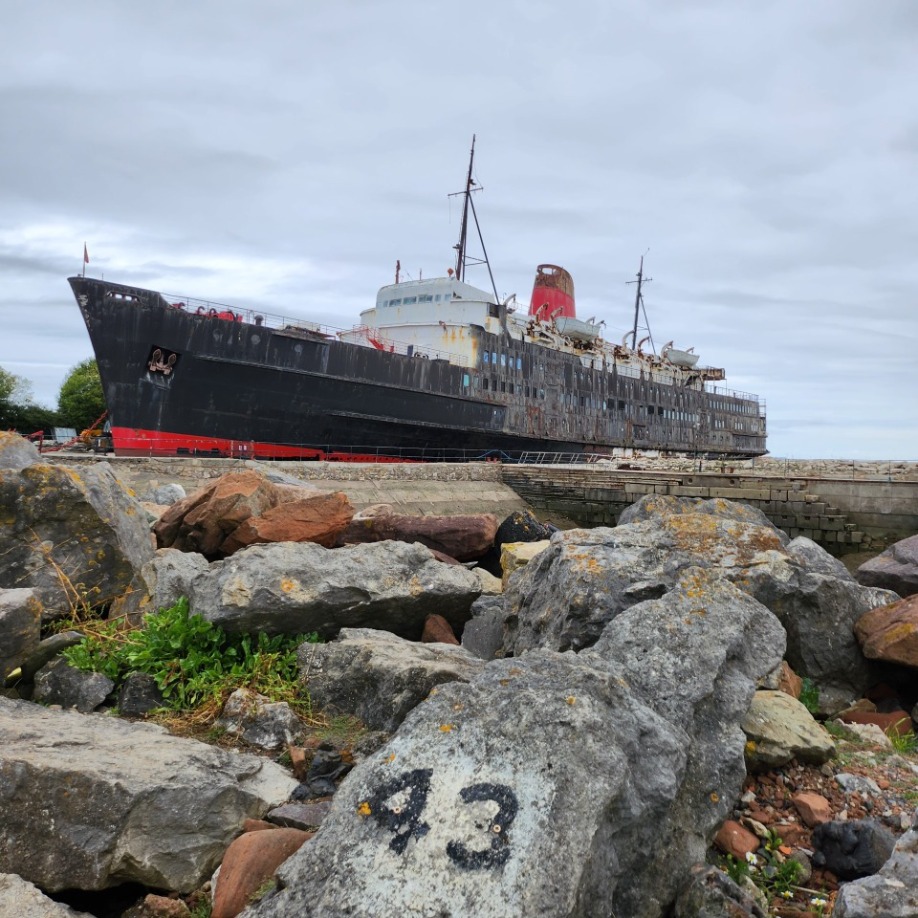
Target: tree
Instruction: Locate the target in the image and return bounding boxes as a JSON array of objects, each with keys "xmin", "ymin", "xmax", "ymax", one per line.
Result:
[
  {"xmin": 57, "ymin": 358, "xmax": 106, "ymax": 431},
  {"xmin": 0, "ymin": 367, "xmax": 47, "ymax": 431}
]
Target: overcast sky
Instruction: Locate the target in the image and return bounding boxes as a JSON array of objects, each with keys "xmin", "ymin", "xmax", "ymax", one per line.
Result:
[{"xmin": 2, "ymin": 0, "xmax": 916, "ymax": 460}]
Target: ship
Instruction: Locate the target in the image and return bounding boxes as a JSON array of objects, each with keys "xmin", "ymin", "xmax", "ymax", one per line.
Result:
[{"xmin": 67, "ymin": 142, "xmax": 766, "ymax": 462}]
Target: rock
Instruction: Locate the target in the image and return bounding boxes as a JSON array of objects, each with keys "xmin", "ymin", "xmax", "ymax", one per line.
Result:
[
  {"xmin": 246, "ymin": 567, "xmax": 783, "ymax": 918},
  {"xmin": 673, "ymin": 864, "xmax": 767, "ymax": 918},
  {"xmin": 216, "ymin": 689, "xmax": 303, "ymax": 751},
  {"xmin": 189, "ymin": 541, "xmax": 481, "ymax": 639},
  {"xmin": 211, "ymin": 828, "xmax": 312, "ymax": 918},
  {"xmin": 840, "ymin": 710, "xmax": 914, "ymax": 737},
  {"xmin": 502, "ymin": 497, "xmax": 896, "ymax": 706},
  {"xmin": 0, "ymin": 432, "xmax": 41, "ymax": 471},
  {"xmin": 494, "ymin": 509, "xmax": 553, "ymax": 549},
  {"xmin": 472, "ymin": 566, "xmax": 503, "ymax": 594},
  {"xmin": 0, "ymin": 461, "xmax": 155, "ymax": 621},
  {"xmin": 0, "ymin": 872, "xmax": 94, "ymax": 917},
  {"xmin": 153, "ymin": 471, "xmax": 352, "ymax": 559},
  {"xmin": 32, "ymin": 657, "xmax": 114, "ymax": 712},
  {"xmin": 139, "ymin": 549, "xmax": 210, "ymax": 615},
  {"xmin": 812, "ymin": 819, "xmax": 898, "ymax": 880},
  {"xmin": 139, "ymin": 483, "xmax": 187, "ymax": 505},
  {"xmin": 0, "ymin": 696, "xmax": 297, "ymax": 892},
  {"xmin": 833, "ymin": 815, "xmax": 918, "ymax": 917},
  {"xmin": 460, "ymin": 595, "xmax": 508, "ymax": 661},
  {"xmin": 0, "ymin": 588, "xmax": 42, "ymax": 683},
  {"xmin": 117, "ymin": 672, "xmax": 166, "ymax": 716},
  {"xmin": 836, "ymin": 773, "xmax": 883, "ymax": 796},
  {"xmin": 793, "ymin": 792, "xmax": 833, "ymax": 827},
  {"xmin": 776, "ymin": 661, "xmax": 803, "ymax": 698},
  {"xmin": 293, "ymin": 744, "xmax": 354, "ymax": 799},
  {"xmin": 421, "ymin": 614, "xmax": 459, "ymax": 645},
  {"xmin": 500, "ymin": 539, "xmax": 550, "ymax": 587},
  {"xmin": 122, "ymin": 894, "xmax": 190, "ymax": 917},
  {"xmin": 617, "ymin": 494, "xmax": 784, "ymax": 532},
  {"xmin": 833, "ymin": 720, "xmax": 893, "ymax": 748},
  {"xmin": 855, "ymin": 594, "xmax": 918, "ymax": 668},
  {"xmin": 856, "ymin": 534, "xmax": 918, "ymax": 598},
  {"xmin": 714, "ymin": 820, "xmax": 759, "ymax": 859},
  {"xmin": 300, "ymin": 628, "xmax": 484, "ymax": 732},
  {"xmin": 16, "ymin": 631, "xmax": 85, "ymax": 688},
  {"xmin": 741, "ymin": 690, "xmax": 836, "ymax": 770},
  {"xmin": 340, "ymin": 506, "xmax": 498, "ymax": 561},
  {"xmin": 266, "ymin": 802, "xmax": 332, "ymax": 830},
  {"xmin": 220, "ymin": 492, "xmax": 355, "ymax": 555}
]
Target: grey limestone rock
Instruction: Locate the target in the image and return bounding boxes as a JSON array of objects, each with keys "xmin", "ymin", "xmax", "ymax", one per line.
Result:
[
  {"xmin": 117, "ymin": 672, "xmax": 165, "ymax": 717},
  {"xmin": 0, "ymin": 588, "xmax": 42, "ymax": 683},
  {"xmin": 190, "ymin": 540, "xmax": 481, "ymax": 639},
  {"xmin": 833, "ymin": 813, "xmax": 918, "ymax": 917},
  {"xmin": 0, "ymin": 696, "xmax": 297, "ymax": 892},
  {"xmin": 741, "ymin": 690, "xmax": 836, "ymax": 770},
  {"xmin": 300, "ymin": 627, "xmax": 485, "ymax": 732},
  {"xmin": 504, "ymin": 495, "xmax": 897, "ymax": 706},
  {"xmin": 0, "ymin": 460, "xmax": 154, "ymax": 621},
  {"xmin": 857, "ymin": 533, "xmax": 918, "ymax": 598},
  {"xmin": 139, "ymin": 483, "xmax": 186, "ymax": 505},
  {"xmin": 244, "ymin": 567, "xmax": 783, "ymax": 918},
  {"xmin": 216, "ymin": 688, "xmax": 303, "ymax": 750},
  {"xmin": 460, "ymin": 594, "xmax": 508, "ymax": 661},
  {"xmin": 32, "ymin": 657, "xmax": 114, "ymax": 713},
  {"xmin": 673, "ymin": 864, "xmax": 767, "ymax": 918},
  {"xmin": 0, "ymin": 873, "xmax": 93, "ymax": 917},
  {"xmin": 139, "ymin": 547, "xmax": 210, "ymax": 615},
  {"xmin": 0, "ymin": 432, "xmax": 41, "ymax": 471}
]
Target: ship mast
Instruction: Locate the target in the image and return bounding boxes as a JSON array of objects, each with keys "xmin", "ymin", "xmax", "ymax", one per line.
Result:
[
  {"xmin": 627, "ymin": 255, "xmax": 653, "ymax": 350},
  {"xmin": 450, "ymin": 135, "xmax": 500, "ymax": 304}
]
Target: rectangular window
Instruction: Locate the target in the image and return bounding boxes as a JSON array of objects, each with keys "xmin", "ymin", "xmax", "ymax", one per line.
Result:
[
  {"xmin": 403, "ymin": 296, "xmax": 418, "ymax": 304},
  {"xmin": 462, "ymin": 373, "xmax": 470, "ymax": 387},
  {"xmin": 389, "ymin": 298, "xmax": 402, "ymax": 306},
  {"xmin": 516, "ymin": 356, "xmax": 522, "ymax": 370},
  {"xmin": 508, "ymin": 383, "xmax": 514, "ymax": 394},
  {"xmin": 483, "ymin": 378, "xmax": 489, "ymax": 390},
  {"xmin": 500, "ymin": 354, "xmax": 507, "ymax": 367}
]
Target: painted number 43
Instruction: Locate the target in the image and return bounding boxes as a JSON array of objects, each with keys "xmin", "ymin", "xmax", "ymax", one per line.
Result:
[{"xmin": 360, "ymin": 768, "xmax": 519, "ymax": 870}]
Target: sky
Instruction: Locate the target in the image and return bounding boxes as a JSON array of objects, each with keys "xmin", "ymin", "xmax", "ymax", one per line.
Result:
[{"xmin": 2, "ymin": 0, "xmax": 917, "ymax": 460}]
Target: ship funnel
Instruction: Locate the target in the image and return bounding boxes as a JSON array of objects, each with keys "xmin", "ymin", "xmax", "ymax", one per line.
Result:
[{"xmin": 529, "ymin": 264, "xmax": 576, "ymax": 320}]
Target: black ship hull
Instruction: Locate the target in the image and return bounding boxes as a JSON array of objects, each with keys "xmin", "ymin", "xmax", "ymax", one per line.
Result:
[{"xmin": 69, "ymin": 277, "xmax": 766, "ymax": 461}]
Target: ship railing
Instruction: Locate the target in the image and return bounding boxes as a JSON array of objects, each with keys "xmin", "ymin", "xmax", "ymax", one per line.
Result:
[
  {"xmin": 704, "ymin": 383, "xmax": 765, "ymax": 408},
  {"xmin": 162, "ymin": 296, "xmax": 473, "ymax": 368}
]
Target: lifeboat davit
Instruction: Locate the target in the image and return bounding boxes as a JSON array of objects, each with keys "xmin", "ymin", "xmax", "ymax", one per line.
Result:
[{"xmin": 529, "ymin": 264, "xmax": 576, "ymax": 321}]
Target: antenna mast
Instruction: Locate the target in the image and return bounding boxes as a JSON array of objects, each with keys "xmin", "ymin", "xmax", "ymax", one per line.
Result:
[
  {"xmin": 626, "ymin": 255, "xmax": 652, "ymax": 350},
  {"xmin": 449, "ymin": 135, "xmax": 500, "ymax": 303}
]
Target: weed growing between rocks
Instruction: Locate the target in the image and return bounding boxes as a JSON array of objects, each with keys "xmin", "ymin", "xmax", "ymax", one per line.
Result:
[{"xmin": 62, "ymin": 597, "xmax": 321, "ymax": 721}]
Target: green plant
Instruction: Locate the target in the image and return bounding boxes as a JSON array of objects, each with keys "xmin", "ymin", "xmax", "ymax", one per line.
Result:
[
  {"xmin": 723, "ymin": 852, "xmax": 752, "ymax": 886},
  {"xmin": 886, "ymin": 720, "xmax": 918, "ymax": 754},
  {"xmin": 799, "ymin": 677, "xmax": 820, "ymax": 715},
  {"xmin": 63, "ymin": 597, "xmax": 312, "ymax": 714}
]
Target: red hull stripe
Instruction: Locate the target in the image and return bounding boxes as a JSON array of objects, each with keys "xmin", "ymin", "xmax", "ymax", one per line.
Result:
[{"xmin": 109, "ymin": 427, "xmax": 418, "ymax": 463}]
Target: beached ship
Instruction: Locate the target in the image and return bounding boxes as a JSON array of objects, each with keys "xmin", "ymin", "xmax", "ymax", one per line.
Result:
[{"xmin": 67, "ymin": 144, "xmax": 766, "ymax": 461}]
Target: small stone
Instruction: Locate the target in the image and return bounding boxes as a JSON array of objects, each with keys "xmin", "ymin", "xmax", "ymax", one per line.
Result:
[
  {"xmin": 714, "ymin": 820, "xmax": 759, "ymax": 859},
  {"xmin": 793, "ymin": 792, "xmax": 833, "ymax": 828}
]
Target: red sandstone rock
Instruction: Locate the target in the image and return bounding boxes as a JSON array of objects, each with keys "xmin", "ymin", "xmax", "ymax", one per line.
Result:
[
  {"xmin": 777, "ymin": 661, "xmax": 803, "ymax": 699},
  {"xmin": 713, "ymin": 819, "xmax": 759, "ymax": 859},
  {"xmin": 793, "ymin": 792, "xmax": 833, "ymax": 827},
  {"xmin": 421, "ymin": 613, "xmax": 460, "ymax": 645},
  {"xmin": 340, "ymin": 506, "xmax": 498, "ymax": 561},
  {"xmin": 125, "ymin": 895, "xmax": 190, "ymax": 917},
  {"xmin": 212, "ymin": 827, "xmax": 313, "ymax": 918},
  {"xmin": 220, "ymin": 492, "xmax": 354, "ymax": 554},
  {"xmin": 854, "ymin": 595, "xmax": 918, "ymax": 668},
  {"xmin": 840, "ymin": 709, "xmax": 915, "ymax": 737}
]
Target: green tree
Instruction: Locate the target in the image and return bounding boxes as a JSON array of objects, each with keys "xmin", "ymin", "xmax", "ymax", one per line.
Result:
[
  {"xmin": 57, "ymin": 358, "xmax": 106, "ymax": 431},
  {"xmin": 0, "ymin": 367, "xmax": 49, "ymax": 431}
]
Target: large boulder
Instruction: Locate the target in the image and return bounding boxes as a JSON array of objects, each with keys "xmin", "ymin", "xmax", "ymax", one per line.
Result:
[
  {"xmin": 856, "ymin": 534, "xmax": 918, "ymax": 598},
  {"xmin": 503, "ymin": 497, "xmax": 897, "ymax": 708},
  {"xmin": 139, "ymin": 548, "xmax": 211, "ymax": 614},
  {"xmin": 0, "ymin": 461, "xmax": 155, "ymax": 621},
  {"xmin": 300, "ymin": 628, "xmax": 485, "ymax": 732},
  {"xmin": 0, "ymin": 696, "xmax": 297, "ymax": 893},
  {"xmin": 244, "ymin": 568, "xmax": 784, "ymax": 918},
  {"xmin": 0, "ymin": 588, "xmax": 42, "ymax": 683},
  {"xmin": 189, "ymin": 541, "xmax": 481, "ymax": 639},
  {"xmin": 153, "ymin": 470, "xmax": 352, "ymax": 558},
  {"xmin": 0, "ymin": 432, "xmax": 41, "ymax": 471},
  {"xmin": 833, "ymin": 813, "xmax": 918, "ymax": 917},
  {"xmin": 854, "ymin": 594, "xmax": 918, "ymax": 668},
  {"xmin": 741, "ymin": 690, "xmax": 835, "ymax": 770},
  {"xmin": 340, "ymin": 505, "xmax": 499, "ymax": 561}
]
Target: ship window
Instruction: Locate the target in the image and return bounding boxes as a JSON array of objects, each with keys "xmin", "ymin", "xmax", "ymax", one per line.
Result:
[
  {"xmin": 658, "ymin": 406, "xmax": 664, "ymax": 415},
  {"xmin": 580, "ymin": 396, "xmax": 585, "ymax": 407},
  {"xmin": 525, "ymin": 386, "xmax": 530, "ymax": 397},
  {"xmin": 483, "ymin": 378, "xmax": 489, "ymax": 390},
  {"xmin": 389, "ymin": 298, "xmax": 402, "ymax": 306},
  {"xmin": 419, "ymin": 295, "xmax": 433, "ymax": 303},
  {"xmin": 618, "ymin": 400, "xmax": 625, "ymax": 410},
  {"xmin": 489, "ymin": 303, "xmax": 500, "ymax": 318},
  {"xmin": 508, "ymin": 383, "xmax": 514, "ymax": 394},
  {"xmin": 500, "ymin": 354, "xmax": 507, "ymax": 367},
  {"xmin": 483, "ymin": 352, "xmax": 490, "ymax": 364},
  {"xmin": 539, "ymin": 388, "xmax": 545, "ymax": 399},
  {"xmin": 403, "ymin": 296, "xmax": 418, "ymax": 304},
  {"xmin": 462, "ymin": 373, "xmax": 470, "ymax": 387}
]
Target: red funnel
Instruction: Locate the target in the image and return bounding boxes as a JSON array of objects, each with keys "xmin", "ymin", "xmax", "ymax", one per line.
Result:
[{"xmin": 529, "ymin": 264, "xmax": 575, "ymax": 320}]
